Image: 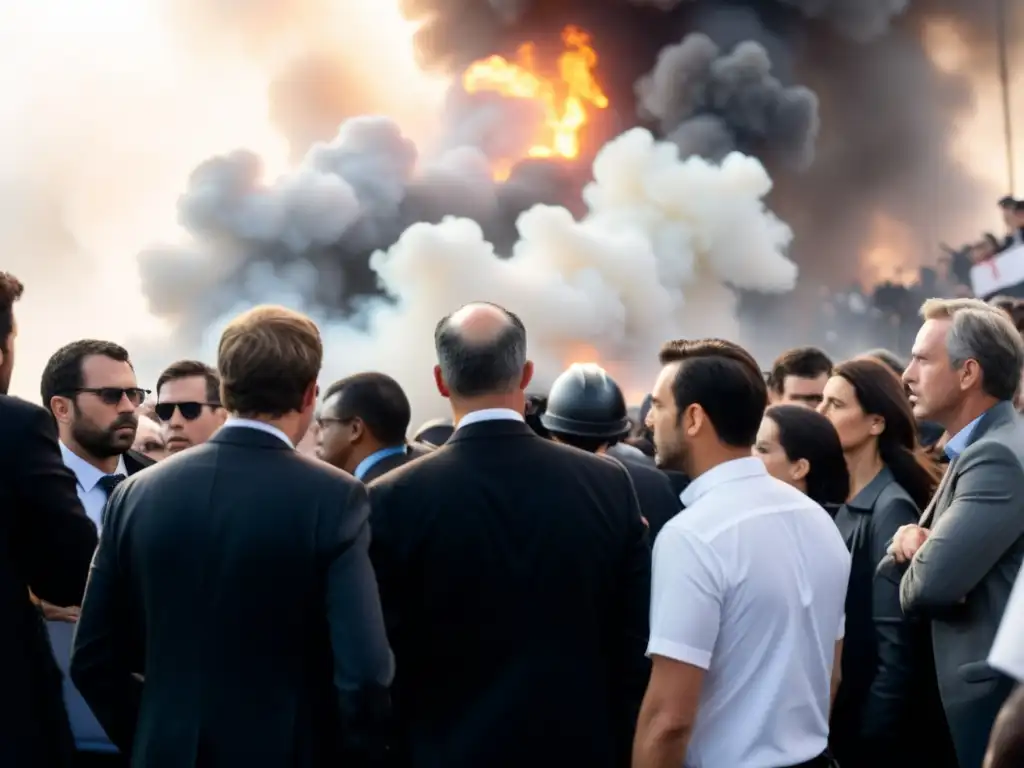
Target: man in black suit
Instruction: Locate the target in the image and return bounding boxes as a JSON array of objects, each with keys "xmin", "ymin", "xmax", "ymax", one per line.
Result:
[
  {"xmin": 71, "ymin": 305, "xmax": 394, "ymax": 766},
  {"xmin": 39, "ymin": 339, "xmax": 155, "ymax": 765},
  {"xmin": 316, "ymin": 372, "xmax": 430, "ymax": 483},
  {"xmin": 0, "ymin": 272, "xmax": 99, "ymax": 767},
  {"xmin": 540, "ymin": 363, "xmax": 681, "ymax": 540},
  {"xmin": 368, "ymin": 301, "xmax": 651, "ymax": 768}
]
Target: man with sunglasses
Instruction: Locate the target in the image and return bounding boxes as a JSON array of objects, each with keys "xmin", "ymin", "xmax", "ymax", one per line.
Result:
[
  {"xmin": 39, "ymin": 338, "xmax": 154, "ymax": 767},
  {"xmin": 154, "ymin": 360, "xmax": 227, "ymax": 455}
]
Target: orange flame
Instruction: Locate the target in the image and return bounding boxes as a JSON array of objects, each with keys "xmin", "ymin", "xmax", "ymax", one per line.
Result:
[{"xmin": 462, "ymin": 25, "xmax": 609, "ymax": 180}]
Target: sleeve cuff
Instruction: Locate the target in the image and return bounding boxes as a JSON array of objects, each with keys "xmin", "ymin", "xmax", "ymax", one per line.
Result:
[{"xmin": 646, "ymin": 637, "xmax": 712, "ymax": 669}]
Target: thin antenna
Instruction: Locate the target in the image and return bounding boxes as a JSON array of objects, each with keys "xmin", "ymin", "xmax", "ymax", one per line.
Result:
[{"xmin": 995, "ymin": 0, "xmax": 1015, "ymax": 193}]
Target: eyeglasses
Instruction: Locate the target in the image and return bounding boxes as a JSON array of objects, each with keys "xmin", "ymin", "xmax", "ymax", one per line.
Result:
[
  {"xmin": 155, "ymin": 401, "xmax": 220, "ymax": 422},
  {"xmin": 67, "ymin": 387, "xmax": 150, "ymax": 407},
  {"xmin": 315, "ymin": 416, "xmax": 354, "ymax": 429}
]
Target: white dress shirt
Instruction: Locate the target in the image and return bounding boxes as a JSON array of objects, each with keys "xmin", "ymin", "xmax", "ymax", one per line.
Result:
[
  {"xmin": 59, "ymin": 441, "xmax": 128, "ymax": 533},
  {"xmin": 989, "ymin": 568, "xmax": 1024, "ymax": 682},
  {"xmin": 222, "ymin": 416, "xmax": 294, "ymax": 447},
  {"xmin": 649, "ymin": 457, "xmax": 851, "ymax": 768},
  {"xmin": 455, "ymin": 407, "xmax": 525, "ymax": 429}
]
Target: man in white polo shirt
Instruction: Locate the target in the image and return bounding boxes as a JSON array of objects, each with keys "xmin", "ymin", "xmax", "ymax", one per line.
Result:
[{"xmin": 635, "ymin": 338, "xmax": 851, "ymax": 768}]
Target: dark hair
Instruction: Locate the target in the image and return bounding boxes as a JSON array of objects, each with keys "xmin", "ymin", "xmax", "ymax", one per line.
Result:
[
  {"xmin": 984, "ymin": 232, "xmax": 1001, "ymax": 249},
  {"xmin": 989, "ymin": 295, "xmax": 1017, "ymax": 314},
  {"xmin": 0, "ymin": 272, "xmax": 24, "ymax": 351},
  {"xmin": 41, "ymin": 340, "xmax": 132, "ymax": 411},
  {"xmin": 861, "ymin": 348, "xmax": 906, "ymax": 378},
  {"xmin": 157, "ymin": 360, "xmax": 221, "ymax": 404},
  {"xmin": 658, "ymin": 339, "xmax": 767, "ymax": 448},
  {"xmin": 550, "ymin": 432, "xmax": 614, "ymax": 453},
  {"xmin": 833, "ymin": 358, "xmax": 940, "ymax": 510},
  {"xmin": 322, "ymin": 372, "xmax": 411, "ymax": 445},
  {"xmin": 434, "ymin": 303, "xmax": 527, "ymax": 398},
  {"xmin": 765, "ymin": 405, "xmax": 850, "ymax": 507},
  {"xmin": 767, "ymin": 346, "xmax": 833, "ymax": 395},
  {"xmin": 217, "ymin": 305, "xmax": 322, "ymax": 418}
]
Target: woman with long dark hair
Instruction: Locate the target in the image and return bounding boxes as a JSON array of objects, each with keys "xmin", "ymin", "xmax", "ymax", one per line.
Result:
[
  {"xmin": 819, "ymin": 357, "xmax": 952, "ymax": 767},
  {"xmin": 753, "ymin": 405, "xmax": 850, "ymax": 512}
]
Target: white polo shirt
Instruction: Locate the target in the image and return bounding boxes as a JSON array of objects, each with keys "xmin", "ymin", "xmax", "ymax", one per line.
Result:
[
  {"xmin": 989, "ymin": 568, "xmax": 1024, "ymax": 682},
  {"xmin": 648, "ymin": 457, "xmax": 850, "ymax": 768}
]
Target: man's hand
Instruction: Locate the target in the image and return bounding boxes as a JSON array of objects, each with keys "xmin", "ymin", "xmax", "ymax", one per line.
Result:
[
  {"xmin": 39, "ymin": 601, "xmax": 80, "ymax": 623},
  {"xmin": 888, "ymin": 524, "xmax": 930, "ymax": 564}
]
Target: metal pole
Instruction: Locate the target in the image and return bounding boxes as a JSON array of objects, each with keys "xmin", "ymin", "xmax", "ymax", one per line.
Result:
[{"xmin": 996, "ymin": 0, "xmax": 1015, "ymax": 193}]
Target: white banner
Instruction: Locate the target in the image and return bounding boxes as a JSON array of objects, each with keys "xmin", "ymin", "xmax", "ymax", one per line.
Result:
[{"xmin": 971, "ymin": 243, "xmax": 1024, "ymax": 297}]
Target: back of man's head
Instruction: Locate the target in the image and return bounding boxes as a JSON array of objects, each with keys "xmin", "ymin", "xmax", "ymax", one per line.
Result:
[
  {"xmin": 217, "ymin": 305, "xmax": 322, "ymax": 418},
  {"xmin": 0, "ymin": 272, "xmax": 24, "ymax": 395},
  {"xmin": 433, "ymin": 302, "xmax": 530, "ymax": 401},
  {"xmin": 322, "ymin": 372, "xmax": 411, "ymax": 446}
]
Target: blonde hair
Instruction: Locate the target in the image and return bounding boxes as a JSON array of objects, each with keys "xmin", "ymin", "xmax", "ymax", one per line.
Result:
[
  {"xmin": 918, "ymin": 296, "xmax": 1024, "ymax": 401},
  {"xmin": 217, "ymin": 305, "xmax": 322, "ymax": 418}
]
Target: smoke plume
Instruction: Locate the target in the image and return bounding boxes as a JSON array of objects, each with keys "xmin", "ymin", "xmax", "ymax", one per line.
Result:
[{"xmin": 191, "ymin": 127, "xmax": 796, "ymax": 422}]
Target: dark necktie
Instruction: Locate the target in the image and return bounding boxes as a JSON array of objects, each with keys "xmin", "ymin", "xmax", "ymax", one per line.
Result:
[{"xmin": 97, "ymin": 473, "xmax": 127, "ymax": 498}]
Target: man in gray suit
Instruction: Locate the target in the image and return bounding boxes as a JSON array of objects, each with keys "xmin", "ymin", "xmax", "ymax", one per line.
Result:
[{"xmin": 886, "ymin": 297, "xmax": 1024, "ymax": 768}]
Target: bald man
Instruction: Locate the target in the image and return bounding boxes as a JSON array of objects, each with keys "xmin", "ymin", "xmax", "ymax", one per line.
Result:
[{"xmin": 367, "ymin": 301, "xmax": 651, "ymax": 768}]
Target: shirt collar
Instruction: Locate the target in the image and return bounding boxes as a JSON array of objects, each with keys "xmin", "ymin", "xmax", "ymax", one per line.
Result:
[
  {"xmin": 679, "ymin": 456, "xmax": 767, "ymax": 507},
  {"xmin": 944, "ymin": 412, "xmax": 987, "ymax": 460},
  {"xmin": 354, "ymin": 445, "xmax": 407, "ymax": 481},
  {"xmin": 846, "ymin": 465, "xmax": 895, "ymax": 512},
  {"xmin": 456, "ymin": 408, "xmax": 525, "ymax": 430},
  {"xmin": 222, "ymin": 417, "xmax": 294, "ymax": 448},
  {"xmin": 59, "ymin": 441, "xmax": 128, "ymax": 493}
]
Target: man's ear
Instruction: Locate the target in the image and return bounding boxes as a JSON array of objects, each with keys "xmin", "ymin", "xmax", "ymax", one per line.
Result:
[
  {"xmin": 519, "ymin": 360, "xmax": 534, "ymax": 391},
  {"xmin": 50, "ymin": 396, "xmax": 72, "ymax": 425},
  {"xmin": 434, "ymin": 365, "xmax": 450, "ymax": 399}
]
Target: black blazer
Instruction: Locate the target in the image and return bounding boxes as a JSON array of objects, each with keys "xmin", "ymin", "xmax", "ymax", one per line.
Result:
[
  {"xmin": 70, "ymin": 425, "xmax": 394, "ymax": 767},
  {"xmin": 0, "ymin": 395, "xmax": 98, "ymax": 767},
  {"xmin": 831, "ymin": 467, "xmax": 954, "ymax": 767},
  {"xmin": 367, "ymin": 418, "xmax": 651, "ymax": 768},
  {"xmin": 360, "ymin": 443, "xmax": 432, "ymax": 484},
  {"xmin": 611, "ymin": 455, "xmax": 681, "ymax": 541}
]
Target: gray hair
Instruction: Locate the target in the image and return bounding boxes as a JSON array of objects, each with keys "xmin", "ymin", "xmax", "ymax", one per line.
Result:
[
  {"xmin": 434, "ymin": 304, "xmax": 527, "ymax": 398},
  {"xmin": 921, "ymin": 298, "xmax": 1024, "ymax": 401}
]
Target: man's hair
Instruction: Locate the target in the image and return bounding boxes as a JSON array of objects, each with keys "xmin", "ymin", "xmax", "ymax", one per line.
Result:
[
  {"xmin": 217, "ymin": 305, "xmax": 323, "ymax": 418},
  {"xmin": 920, "ymin": 297, "xmax": 1024, "ymax": 401},
  {"xmin": 41, "ymin": 340, "xmax": 132, "ymax": 410},
  {"xmin": 766, "ymin": 346, "xmax": 833, "ymax": 394},
  {"xmin": 434, "ymin": 303, "xmax": 527, "ymax": 398},
  {"xmin": 658, "ymin": 339, "xmax": 767, "ymax": 448},
  {"xmin": 322, "ymin": 372, "xmax": 411, "ymax": 445},
  {"xmin": 861, "ymin": 348, "xmax": 906, "ymax": 378},
  {"xmin": 0, "ymin": 272, "xmax": 24, "ymax": 351},
  {"xmin": 156, "ymin": 360, "xmax": 221, "ymax": 404}
]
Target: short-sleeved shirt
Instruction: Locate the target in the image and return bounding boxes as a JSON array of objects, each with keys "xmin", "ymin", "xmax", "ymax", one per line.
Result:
[
  {"xmin": 648, "ymin": 457, "xmax": 851, "ymax": 768},
  {"xmin": 990, "ymin": 568, "xmax": 1024, "ymax": 682}
]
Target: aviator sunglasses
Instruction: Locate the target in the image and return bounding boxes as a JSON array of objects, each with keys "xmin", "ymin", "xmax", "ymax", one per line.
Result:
[
  {"xmin": 155, "ymin": 401, "xmax": 221, "ymax": 422},
  {"xmin": 63, "ymin": 387, "xmax": 150, "ymax": 407}
]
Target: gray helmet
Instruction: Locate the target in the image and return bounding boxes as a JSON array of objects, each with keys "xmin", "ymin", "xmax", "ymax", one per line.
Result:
[{"xmin": 540, "ymin": 364, "xmax": 630, "ymax": 439}]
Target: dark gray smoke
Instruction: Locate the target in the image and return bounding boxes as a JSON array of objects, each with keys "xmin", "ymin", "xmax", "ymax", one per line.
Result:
[{"xmin": 636, "ymin": 33, "xmax": 818, "ymax": 168}]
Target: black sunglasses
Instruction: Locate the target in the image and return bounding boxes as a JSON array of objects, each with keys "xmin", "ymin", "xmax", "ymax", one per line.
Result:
[
  {"xmin": 67, "ymin": 387, "xmax": 150, "ymax": 407},
  {"xmin": 155, "ymin": 401, "xmax": 220, "ymax": 422}
]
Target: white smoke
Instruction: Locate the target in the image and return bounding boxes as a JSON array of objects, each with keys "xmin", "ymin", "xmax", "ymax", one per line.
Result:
[{"xmin": 192, "ymin": 127, "xmax": 797, "ymax": 424}]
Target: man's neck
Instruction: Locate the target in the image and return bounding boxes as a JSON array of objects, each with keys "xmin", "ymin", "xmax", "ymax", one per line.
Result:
[
  {"xmin": 450, "ymin": 394, "xmax": 524, "ymax": 426},
  {"xmin": 346, "ymin": 439, "xmax": 388, "ymax": 474},
  {"xmin": 845, "ymin": 443, "xmax": 885, "ymax": 501},
  {"xmin": 941, "ymin": 394, "xmax": 999, "ymax": 438},
  {"xmin": 63, "ymin": 437, "xmax": 120, "ymax": 475},
  {"xmin": 686, "ymin": 446, "xmax": 751, "ymax": 479},
  {"xmin": 230, "ymin": 413, "xmax": 304, "ymax": 445}
]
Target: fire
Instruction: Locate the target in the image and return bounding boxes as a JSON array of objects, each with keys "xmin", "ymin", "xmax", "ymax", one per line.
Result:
[
  {"xmin": 560, "ymin": 344, "xmax": 649, "ymax": 406},
  {"xmin": 462, "ymin": 25, "xmax": 609, "ymax": 180}
]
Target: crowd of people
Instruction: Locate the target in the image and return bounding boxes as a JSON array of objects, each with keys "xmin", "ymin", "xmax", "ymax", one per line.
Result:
[
  {"xmin": 2, "ymin": 264, "xmax": 1024, "ymax": 768},
  {"xmin": 741, "ymin": 196, "xmax": 1024, "ymax": 364}
]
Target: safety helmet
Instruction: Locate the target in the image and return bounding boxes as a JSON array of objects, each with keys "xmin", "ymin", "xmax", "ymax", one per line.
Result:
[{"xmin": 540, "ymin": 363, "xmax": 630, "ymax": 439}]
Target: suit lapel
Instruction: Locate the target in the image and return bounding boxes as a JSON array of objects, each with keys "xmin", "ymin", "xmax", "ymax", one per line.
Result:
[{"xmin": 920, "ymin": 456, "xmax": 958, "ymax": 528}]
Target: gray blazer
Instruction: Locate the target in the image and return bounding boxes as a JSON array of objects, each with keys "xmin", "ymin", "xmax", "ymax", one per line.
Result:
[{"xmin": 896, "ymin": 401, "xmax": 1024, "ymax": 767}]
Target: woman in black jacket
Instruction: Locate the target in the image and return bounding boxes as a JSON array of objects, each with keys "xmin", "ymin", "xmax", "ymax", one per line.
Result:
[{"xmin": 819, "ymin": 357, "xmax": 955, "ymax": 767}]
